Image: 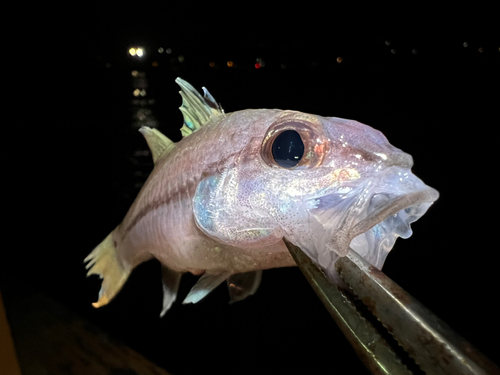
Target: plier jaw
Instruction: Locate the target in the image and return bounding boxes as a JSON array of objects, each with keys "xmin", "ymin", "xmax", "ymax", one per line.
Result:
[{"xmin": 284, "ymin": 239, "xmax": 500, "ymax": 375}]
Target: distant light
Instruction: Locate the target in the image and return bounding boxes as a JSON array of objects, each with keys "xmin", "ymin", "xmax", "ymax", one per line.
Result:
[
  {"xmin": 336, "ymin": 56, "xmax": 343, "ymax": 63},
  {"xmin": 131, "ymin": 70, "xmax": 138, "ymax": 77},
  {"xmin": 256, "ymin": 57, "xmax": 263, "ymax": 63},
  {"xmin": 255, "ymin": 63, "xmax": 261, "ymax": 69},
  {"xmin": 136, "ymin": 48, "xmax": 144, "ymax": 57},
  {"xmin": 105, "ymin": 63, "xmax": 111, "ymax": 68},
  {"xmin": 260, "ymin": 61, "xmax": 265, "ymax": 67},
  {"xmin": 391, "ymin": 49, "xmax": 396, "ymax": 54},
  {"xmin": 385, "ymin": 40, "xmax": 391, "ymax": 46},
  {"xmin": 463, "ymin": 42, "xmax": 468, "ymax": 48},
  {"xmin": 227, "ymin": 61, "xmax": 233, "ymax": 67},
  {"xmin": 412, "ymin": 49, "xmax": 418, "ymax": 55},
  {"xmin": 478, "ymin": 47, "xmax": 484, "ymax": 53},
  {"xmin": 140, "ymin": 89, "xmax": 146, "ymax": 97},
  {"xmin": 133, "ymin": 89, "xmax": 140, "ymax": 97},
  {"xmin": 152, "ymin": 61, "xmax": 158, "ymax": 67},
  {"xmin": 158, "ymin": 47, "xmax": 164, "ymax": 53},
  {"xmin": 281, "ymin": 63, "xmax": 286, "ymax": 69},
  {"xmin": 209, "ymin": 62, "xmax": 215, "ymax": 67},
  {"xmin": 178, "ymin": 55, "xmax": 184, "ymax": 63},
  {"xmin": 129, "ymin": 48, "xmax": 136, "ymax": 56},
  {"xmin": 166, "ymin": 48, "xmax": 172, "ymax": 54}
]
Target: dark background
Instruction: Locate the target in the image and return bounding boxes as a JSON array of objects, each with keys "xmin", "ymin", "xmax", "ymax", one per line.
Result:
[{"xmin": 5, "ymin": 3, "xmax": 500, "ymax": 374}]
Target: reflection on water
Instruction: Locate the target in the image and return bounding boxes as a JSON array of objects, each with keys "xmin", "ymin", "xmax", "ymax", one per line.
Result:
[
  {"xmin": 127, "ymin": 70, "xmax": 158, "ymax": 193},
  {"xmin": 130, "ymin": 70, "xmax": 158, "ymax": 129}
]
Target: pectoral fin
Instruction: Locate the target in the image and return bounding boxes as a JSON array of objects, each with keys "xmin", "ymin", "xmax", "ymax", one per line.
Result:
[
  {"xmin": 182, "ymin": 272, "xmax": 231, "ymax": 304},
  {"xmin": 160, "ymin": 266, "xmax": 182, "ymax": 317},
  {"xmin": 227, "ymin": 271, "xmax": 262, "ymax": 304}
]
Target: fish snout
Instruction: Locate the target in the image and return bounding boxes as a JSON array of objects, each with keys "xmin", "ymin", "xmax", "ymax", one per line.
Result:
[{"xmin": 384, "ymin": 152, "xmax": 413, "ymax": 169}]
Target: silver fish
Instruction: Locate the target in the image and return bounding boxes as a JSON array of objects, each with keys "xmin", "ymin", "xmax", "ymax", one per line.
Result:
[{"xmin": 85, "ymin": 78, "xmax": 439, "ymax": 316}]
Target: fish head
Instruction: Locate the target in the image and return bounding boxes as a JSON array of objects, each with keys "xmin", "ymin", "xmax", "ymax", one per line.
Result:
[{"xmin": 193, "ymin": 110, "xmax": 439, "ymax": 273}]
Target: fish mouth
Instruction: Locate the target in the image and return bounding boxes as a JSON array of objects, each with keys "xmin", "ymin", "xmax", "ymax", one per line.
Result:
[
  {"xmin": 330, "ymin": 189, "xmax": 438, "ymax": 269},
  {"xmin": 284, "ymin": 166, "xmax": 439, "ymax": 274}
]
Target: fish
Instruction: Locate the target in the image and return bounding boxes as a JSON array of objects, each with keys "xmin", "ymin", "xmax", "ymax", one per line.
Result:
[{"xmin": 84, "ymin": 78, "xmax": 439, "ymax": 316}]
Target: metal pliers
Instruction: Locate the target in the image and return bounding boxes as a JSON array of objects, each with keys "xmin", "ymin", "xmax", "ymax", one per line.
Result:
[{"xmin": 284, "ymin": 239, "xmax": 500, "ymax": 375}]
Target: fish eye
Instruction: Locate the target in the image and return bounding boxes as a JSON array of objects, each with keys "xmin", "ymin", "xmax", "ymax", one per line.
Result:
[{"xmin": 271, "ymin": 130, "xmax": 305, "ymax": 168}]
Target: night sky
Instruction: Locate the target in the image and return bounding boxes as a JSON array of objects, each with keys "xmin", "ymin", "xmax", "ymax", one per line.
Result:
[{"xmin": 6, "ymin": 3, "xmax": 500, "ymax": 374}]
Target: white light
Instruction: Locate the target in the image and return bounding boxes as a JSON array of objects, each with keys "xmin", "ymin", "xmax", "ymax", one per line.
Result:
[
  {"xmin": 133, "ymin": 89, "xmax": 140, "ymax": 97},
  {"xmin": 129, "ymin": 48, "xmax": 136, "ymax": 56},
  {"xmin": 463, "ymin": 42, "xmax": 468, "ymax": 48},
  {"xmin": 136, "ymin": 48, "xmax": 144, "ymax": 57},
  {"xmin": 158, "ymin": 47, "xmax": 164, "ymax": 53}
]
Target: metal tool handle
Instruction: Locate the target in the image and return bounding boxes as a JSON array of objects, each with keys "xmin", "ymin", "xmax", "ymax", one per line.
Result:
[
  {"xmin": 336, "ymin": 249, "xmax": 500, "ymax": 375},
  {"xmin": 284, "ymin": 239, "xmax": 412, "ymax": 375}
]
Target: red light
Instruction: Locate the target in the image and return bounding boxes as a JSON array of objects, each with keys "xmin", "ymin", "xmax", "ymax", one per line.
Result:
[{"xmin": 255, "ymin": 63, "xmax": 261, "ymax": 69}]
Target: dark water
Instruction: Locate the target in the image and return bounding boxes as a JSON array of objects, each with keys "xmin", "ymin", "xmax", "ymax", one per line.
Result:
[{"xmin": 6, "ymin": 23, "xmax": 500, "ymax": 374}]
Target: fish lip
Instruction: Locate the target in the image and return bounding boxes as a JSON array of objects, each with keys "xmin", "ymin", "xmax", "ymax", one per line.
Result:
[{"xmin": 330, "ymin": 186, "xmax": 439, "ymax": 257}]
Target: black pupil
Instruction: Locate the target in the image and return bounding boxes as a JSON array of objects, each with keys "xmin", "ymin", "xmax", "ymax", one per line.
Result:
[{"xmin": 271, "ymin": 130, "xmax": 305, "ymax": 168}]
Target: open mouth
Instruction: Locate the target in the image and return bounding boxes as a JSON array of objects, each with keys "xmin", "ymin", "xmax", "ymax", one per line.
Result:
[
  {"xmin": 339, "ymin": 190, "xmax": 437, "ymax": 269},
  {"xmin": 283, "ymin": 166, "xmax": 439, "ymax": 277}
]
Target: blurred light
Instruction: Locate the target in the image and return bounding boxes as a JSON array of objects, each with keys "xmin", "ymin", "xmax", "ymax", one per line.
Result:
[
  {"xmin": 178, "ymin": 55, "xmax": 184, "ymax": 62},
  {"xmin": 336, "ymin": 56, "xmax": 343, "ymax": 63},
  {"xmin": 129, "ymin": 48, "xmax": 136, "ymax": 56},
  {"xmin": 412, "ymin": 49, "xmax": 418, "ymax": 55},
  {"xmin": 133, "ymin": 89, "xmax": 140, "ymax": 97},
  {"xmin": 255, "ymin": 63, "xmax": 261, "ymax": 69},
  {"xmin": 136, "ymin": 48, "xmax": 144, "ymax": 57},
  {"xmin": 140, "ymin": 89, "xmax": 146, "ymax": 97},
  {"xmin": 256, "ymin": 57, "xmax": 263, "ymax": 63},
  {"xmin": 105, "ymin": 63, "xmax": 111, "ymax": 68},
  {"xmin": 152, "ymin": 61, "xmax": 158, "ymax": 67},
  {"xmin": 478, "ymin": 47, "xmax": 484, "ymax": 53},
  {"xmin": 166, "ymin": 48, "xmax": 172, "ymax": 54},
  {"xmin": 385, "ymin": 40, "xmax": 391, "ymax": 46},
  {"xmin": 391, "ymin": 49, "xmax": 396, "ymax": 54},
  {"xmin": 463, "ymin": 42, "xmax": 468, "ymax": 48},
  {"xmin": 209, "ymin": 62, "xmax": 215, "ymax": 67},
  {"xmin": 281, "ymin": 63, "xmax": 286, "ymax": 69},
  {"xmin": 131, "ymin": 70, "xmax": 138, "ymax": 77},
  {"xmin": 227, "ymin": 61, "xmax": 233, "ymax": 67},
  {"xmin": 158, "ymin": 47, "xmax": 164, "ymax": 53}
]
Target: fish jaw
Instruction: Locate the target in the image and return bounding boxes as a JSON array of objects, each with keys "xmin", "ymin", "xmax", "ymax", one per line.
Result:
[{"xmin": 281, "ymin": 166, "xmax": 439, "ymax": 275}]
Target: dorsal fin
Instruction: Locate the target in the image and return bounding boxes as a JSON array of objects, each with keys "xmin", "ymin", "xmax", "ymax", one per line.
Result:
[
  {"xmin": 175, "ymin": 77, "xmax": 223, "ymax": 138},
  {"xmin": 139, "ymin": 126, "xmax": 175, "ymax": 163}
]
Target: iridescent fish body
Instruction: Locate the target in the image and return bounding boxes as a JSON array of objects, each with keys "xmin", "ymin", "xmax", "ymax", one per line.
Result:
[{"xmin": 85, "ymin": 78, "xmax": 438, "ymax": 315}]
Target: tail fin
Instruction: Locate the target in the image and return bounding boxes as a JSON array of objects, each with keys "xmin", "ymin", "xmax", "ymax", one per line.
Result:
[{"xmin": 84, "ymin": 232, "xmax": 131, "ymax": 308}]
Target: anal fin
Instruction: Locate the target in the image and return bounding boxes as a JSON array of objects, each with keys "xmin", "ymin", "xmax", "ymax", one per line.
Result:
[
  {"xmin": 160, "ymin": 266, "xmax": 182, "ymax": 317},
  {"xmin": 227, "ymin": 271, "xmax": 262, "ymax": 304},
  {"xmin": 182, "ymin": 271, "xmax": 231, "ymax": 304}
]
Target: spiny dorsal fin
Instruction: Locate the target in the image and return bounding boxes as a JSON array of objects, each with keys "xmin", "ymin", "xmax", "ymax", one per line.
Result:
[
  {"xmin": 139, "ymin": 126, "xmax": 175, "ymax": 163},
  {"xmin": 175, "ymin": 77, "xmax": 223, "ymax": 138}
]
